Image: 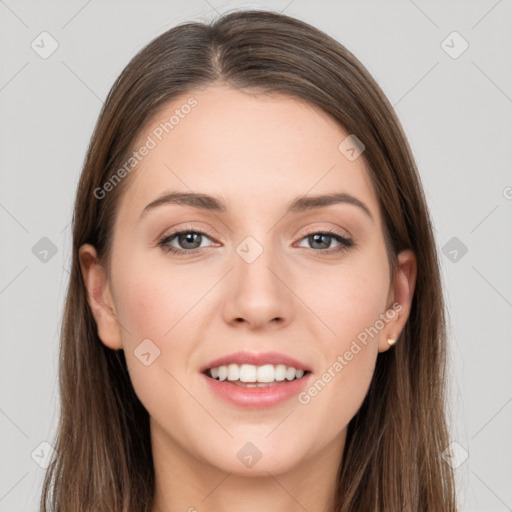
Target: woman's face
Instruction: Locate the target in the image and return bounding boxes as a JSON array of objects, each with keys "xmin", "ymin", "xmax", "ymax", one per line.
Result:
[{"xmin": 80, "ymin": 84, "xmax": 415, "ymax": 478}]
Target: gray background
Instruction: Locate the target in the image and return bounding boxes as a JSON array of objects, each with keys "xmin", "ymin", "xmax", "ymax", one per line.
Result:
[{"xmin": 1, "ymin": 0, "xmax": 511, "ymax": 510}]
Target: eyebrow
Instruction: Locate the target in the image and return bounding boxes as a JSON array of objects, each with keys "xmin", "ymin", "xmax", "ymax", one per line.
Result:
[{"xmin": 140, "ymin": 191, "xmax": 374, "ymax": 222}]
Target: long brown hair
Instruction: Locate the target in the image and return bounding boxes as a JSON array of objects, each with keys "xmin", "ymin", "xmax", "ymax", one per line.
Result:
[{"xmin": 40, "ymin": 9, "xmax": 456, "ymax": 511}]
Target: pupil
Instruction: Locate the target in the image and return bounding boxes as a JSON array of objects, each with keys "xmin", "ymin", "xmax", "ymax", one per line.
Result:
[
  {"xmin": 180, "ymin": 233, "xmax": 201, "ymax": 249},
  {"xmin": 312, "ymin": 234, "xmax": 329, "ymax": 249}
]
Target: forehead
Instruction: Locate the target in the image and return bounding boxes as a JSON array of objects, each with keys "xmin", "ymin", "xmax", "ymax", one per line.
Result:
[{"xmin": 117, "ymin": 84, "xmax": 381, "ymax": 225}]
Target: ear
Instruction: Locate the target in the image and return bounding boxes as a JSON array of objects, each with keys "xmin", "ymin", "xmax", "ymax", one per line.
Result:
[
  {"xmin": 378, "ymin": 249, "xmax": 417, "ymax": 353},
  {"xmin": 78, "ymin": 243, "xmax": 123, "ymax": 350}
]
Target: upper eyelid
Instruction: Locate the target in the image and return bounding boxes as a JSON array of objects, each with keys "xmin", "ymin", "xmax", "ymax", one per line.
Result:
[{"xmin": 160, "ymin": 225, "xmax": 216, "ymax": 242}]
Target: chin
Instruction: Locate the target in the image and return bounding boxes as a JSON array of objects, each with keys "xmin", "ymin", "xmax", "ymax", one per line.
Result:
[{"xmin": 197, "ymin": 438, "xmax": 305, "ymax": 476}]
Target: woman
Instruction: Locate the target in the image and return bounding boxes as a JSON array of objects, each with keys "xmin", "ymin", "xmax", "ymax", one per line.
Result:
[{"xmin": 40, "ymin": 9, "xmax": 457, "ymax": 512}]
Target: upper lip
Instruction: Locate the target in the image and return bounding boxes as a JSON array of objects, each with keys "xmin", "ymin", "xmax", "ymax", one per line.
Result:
[{"xmin": 200, "ymin": 350, "xmax": 312, "ymax": 373}]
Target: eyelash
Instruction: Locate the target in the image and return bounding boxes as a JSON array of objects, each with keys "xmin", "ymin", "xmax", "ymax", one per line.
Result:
[{"xmin": 157, "ymin": 225, "xmax": 355, "ymax": 257}]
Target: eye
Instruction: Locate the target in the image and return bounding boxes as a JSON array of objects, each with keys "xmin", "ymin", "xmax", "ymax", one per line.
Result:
[
  {"xmin": 157, "ymin": 227, "xmax": 216, "ymax": 256},
  {"xmin": 157, "ymin": 227, "xmax": 355, "ymax": 256},
  {"xmin": 295, "ymin": 229, "xmax": 354, "ymax": 254}
]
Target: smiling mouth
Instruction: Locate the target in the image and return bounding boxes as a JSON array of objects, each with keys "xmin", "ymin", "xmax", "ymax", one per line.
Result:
[{"xmin": 203, "ymin": 363, "xmax": 310, "ymax": 387}]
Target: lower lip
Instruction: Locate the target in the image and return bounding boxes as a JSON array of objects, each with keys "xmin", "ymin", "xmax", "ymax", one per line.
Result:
[{"xmin": 201, "ymin": 372, "xmax": 313, "ymax": 409}]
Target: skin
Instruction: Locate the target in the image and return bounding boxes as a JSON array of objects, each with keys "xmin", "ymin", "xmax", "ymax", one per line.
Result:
[{"xmin": 79, "ymin": 84, "xmax": 416, "ymax": 512}]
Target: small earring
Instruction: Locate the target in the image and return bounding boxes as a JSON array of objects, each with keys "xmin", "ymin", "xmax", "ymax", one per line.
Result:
[{"xmin": 387, "ymin": 336, "xmax": 398, "ymax": 346}]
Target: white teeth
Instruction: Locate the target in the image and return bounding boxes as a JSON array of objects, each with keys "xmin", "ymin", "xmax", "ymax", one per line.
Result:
[
  {"xmin": 274, "ymin": 364, "xmax": 287, "ymax": 381},
  {"xmin": 227, "ymin": 363, "xmax": 239, "ymax": 381},
  {"xmin": 285, "ymin": 366, "xmax": 296, "ymax": 381},
  {"xmin": 257, "ymin": 364, "xmax": 274, "ymax": 383},
  {"xmin": 240, "ymin": 364, "xmax": 257, "ymax": 382},
  {"xmin": 217, "ymin": 366, "xmax": 228, "ymax": 381},
  {"xmin": 207, "ymin": 363, "xmax": 307, "ymax": 383}
]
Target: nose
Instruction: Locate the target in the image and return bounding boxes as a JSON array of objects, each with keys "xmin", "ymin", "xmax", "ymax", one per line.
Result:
[{"xmin": 221, "ymin": 240, "xmax": 294, "ymax": 330}]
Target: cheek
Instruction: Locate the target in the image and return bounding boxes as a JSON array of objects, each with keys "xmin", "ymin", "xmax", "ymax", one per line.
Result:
[
  {"xmin": 313, "ymin": 258, "xmax": 390, "ymax": 346},
  {"xmin": 299, "ymin": 251, "xmax": 388, "ymax": 423},
  {"xmin": 111, "ymin": 263, "xmax": 197, "ymax": 423},
  {"xmin": 299, "ymin": 306, "xmax": 380, "ymax": 446},
  {"xmin": 118, "ymin": 279, "xmax": 170, "ymax": 342},
  {"xmin": 111, "ymin": 250, "xmax": 191, "ymax": 342},
  {"xmin": 110, "ymin": 252, "xmax": 205, "ymax": 381}
]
